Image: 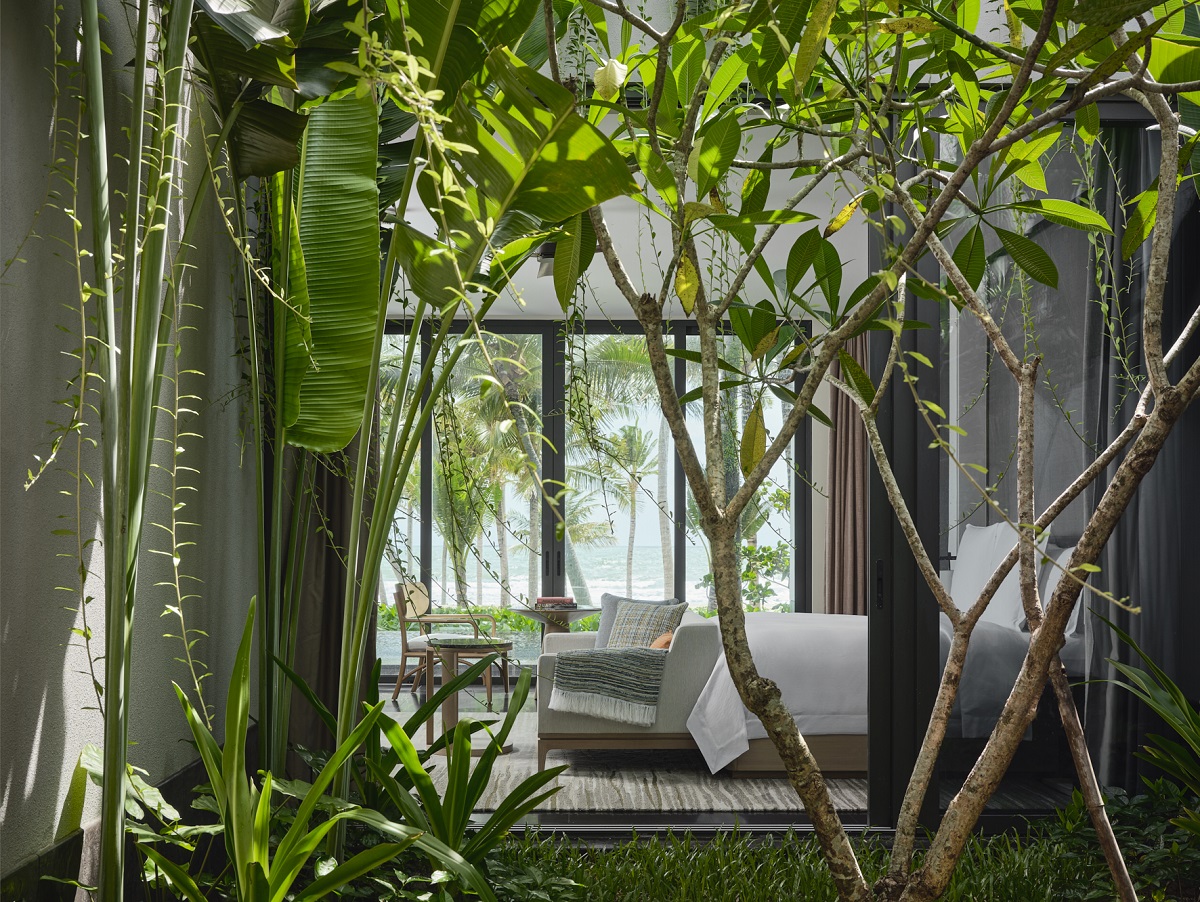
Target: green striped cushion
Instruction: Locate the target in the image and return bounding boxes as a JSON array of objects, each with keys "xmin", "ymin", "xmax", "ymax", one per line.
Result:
[{"xmin": 607, "ymin": 601, "xmax": 687, "ymax": 649}]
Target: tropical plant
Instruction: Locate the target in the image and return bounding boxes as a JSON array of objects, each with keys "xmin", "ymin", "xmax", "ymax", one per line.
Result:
[
  {"xmin": 1102, "ymin": 615, "xmax": 1200, "ymax": 837},
  {"xmin": 366, "ymin": 668, "xmax": 566, "ymax": 874},
  {"xmin": 141, "ymin": 601, "xmax": 497, "ymax": 902},
  {"xmin": 545, "ymin": 0, "xmax": 1200, "ymax": 898},
  {"xmin": 70, "ymin": 0, "xmax": 207, "ymax": 896},
  {"xmin": 604, "ymin": 425, "xmax": 658, "ymax": 598},
  {"xmin": 321, "ymin": 12, "xmax": 637, "ymax": 843}
]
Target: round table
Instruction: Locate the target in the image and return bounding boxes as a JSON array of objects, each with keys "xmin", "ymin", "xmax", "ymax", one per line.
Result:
[{"xmin": 425, "ymin": 637, "xmax": 515, "ymax": 753}]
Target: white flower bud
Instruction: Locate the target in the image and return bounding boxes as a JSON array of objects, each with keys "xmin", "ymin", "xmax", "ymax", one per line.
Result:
[{"xmin": 593, "ymin": 59, "xmax": 628, "ymax": 101}]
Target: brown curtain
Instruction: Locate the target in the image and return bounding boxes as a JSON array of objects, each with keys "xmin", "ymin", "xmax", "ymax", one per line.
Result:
[
  {"xmin": 287, "ymin": 424, "xmax": 378, "ymax": 774},
  {"xmin": 825, "ymin": 334, "xmax": 869, "ymax": 615}
]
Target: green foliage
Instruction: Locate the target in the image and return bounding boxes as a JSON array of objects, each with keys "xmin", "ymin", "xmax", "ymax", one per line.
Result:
[
  {"xmin": 151, "ymin": 602, "xmax": 497, "ymax": 902},
  {"xmin": 698, "ymin": 540, "xmax": 792, "ymax": 612},
  {"xmin": 284, "ymin": 94, "xmax": 381, "ymax": 452},
  {"xmin": 1103, "ymin": 615, "xmax": 1200, "ymax": 836},
  {"xmin": 366, "ymin": 667, "xmax": 566, "ymax": 873},
  {"xmin": 484, "ymin": 828, "xmax": 1117, "ymax": 902},
  {"xmin": 1044, "ymin": 780, "xmax": 1200, "ymax": 900}
]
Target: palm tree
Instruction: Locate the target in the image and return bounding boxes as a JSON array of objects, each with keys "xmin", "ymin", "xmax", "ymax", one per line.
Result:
[
  {"xmin": 605, "ymin": 425, "xmax": 658, "ymax": 598},
  {"xmin": 567, "ymin": 335, "xmax": 675, "ymax": 594}
]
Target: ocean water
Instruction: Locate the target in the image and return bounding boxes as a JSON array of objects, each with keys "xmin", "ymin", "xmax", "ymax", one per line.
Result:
[{"xmin": 376, "ymin": 542, "xmax": 791, "ymax": 668}]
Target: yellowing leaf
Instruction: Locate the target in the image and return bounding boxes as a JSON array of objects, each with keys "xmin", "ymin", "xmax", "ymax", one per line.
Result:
[
  {"xmin": 877, "ymin": 16, "xmax": 940, "ymax": 33},
  {"xmin": 676, "ymin": 253, "xmax": 700, "ymax": 315},
  {"xmin": 707, "ymin": 187, "xmax": 727, "ymax": 214},
  {"xmin": 740, "ymin": 401, "xmax": 767, "ymax": 478},
  {"xmin": 684, "ymin": 202, "xmax": 717, "ymax": 225},
  {"xmin": 824, "ymin": 195, "xmax": 862, "ymax": 237},
  {"xmin": 792, "ymin": 0, "xmax": 838, "ymax": 99},
  {"xmin": 752, "ymin": 326, "xmax": 781, "ymax": 361}
]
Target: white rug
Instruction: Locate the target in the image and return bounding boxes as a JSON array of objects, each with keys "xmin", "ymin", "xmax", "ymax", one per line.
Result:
[{"xmin": 422, "ymin": 712, "xmax": 867, "ymax": 813}]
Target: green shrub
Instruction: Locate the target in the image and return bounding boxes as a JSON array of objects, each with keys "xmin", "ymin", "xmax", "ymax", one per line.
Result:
[
  {"xmin": 1043, "ymin": 778, "xmax": 1200, "ymax": 901},
  {"xmin": 484, "ymin": 828, "xmax": 1110, "ymax": 902}
]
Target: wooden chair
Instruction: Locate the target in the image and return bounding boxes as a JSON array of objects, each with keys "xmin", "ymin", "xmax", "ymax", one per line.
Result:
[{"xmin": 390, "ymin": 582, "xmax": 509, "ymax": 703}]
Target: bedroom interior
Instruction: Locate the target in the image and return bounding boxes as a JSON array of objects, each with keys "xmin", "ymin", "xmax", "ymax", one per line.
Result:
[{"xmin": 374, "ymin": 109, "xmax": 1200, "ymax": 831}]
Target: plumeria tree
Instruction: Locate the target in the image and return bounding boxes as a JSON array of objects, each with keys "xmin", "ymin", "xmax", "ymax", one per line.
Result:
[{"xmin": 544, "ymin": 0, "xmax": 1200, "ymax": 899}]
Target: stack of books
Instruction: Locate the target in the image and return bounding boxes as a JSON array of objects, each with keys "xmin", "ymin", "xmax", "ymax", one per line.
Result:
[{"xmin": 535, "ymin": 596, "xmax": 577, "ymax": 610}]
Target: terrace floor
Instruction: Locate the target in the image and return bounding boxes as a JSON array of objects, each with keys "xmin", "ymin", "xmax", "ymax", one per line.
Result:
[{"xmin": 380, "ymin": 671, "xmax": 1075, "ymax": 837}]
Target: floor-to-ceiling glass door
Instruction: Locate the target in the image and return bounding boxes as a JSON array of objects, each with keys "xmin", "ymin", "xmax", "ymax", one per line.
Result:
[{"xmin": 871, "ymin": 109, "xmax": 1200, "ymax": 829}]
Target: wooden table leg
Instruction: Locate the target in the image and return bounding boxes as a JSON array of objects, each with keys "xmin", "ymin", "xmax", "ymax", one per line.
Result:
[{"xmin": 425, "ymin": 647, "xmax": 435, "ymax": 746}]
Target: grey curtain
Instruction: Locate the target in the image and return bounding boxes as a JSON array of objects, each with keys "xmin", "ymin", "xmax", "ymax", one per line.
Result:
[
  {"xmin": 1083, "ymin": 127, "xmax": 1200, "ymax": 789},
  {"xmin": 826, "ymin": 334, "xmax": 870, "ymax": 615},
  {"xmin": 287, "ymin": 424, "xmax": 379, "ymax": 774}
]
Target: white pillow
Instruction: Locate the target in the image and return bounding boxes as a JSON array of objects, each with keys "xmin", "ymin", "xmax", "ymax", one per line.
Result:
[
  {"xmin": 1040, "ymin": 546, "xmax": 1082, "ymax": 636},
  {"xmin": 951, "ymin": 523, "xmax": 1047, "ymax": 629}
]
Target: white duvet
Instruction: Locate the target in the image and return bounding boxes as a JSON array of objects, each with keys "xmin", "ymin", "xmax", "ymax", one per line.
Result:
[
  {"xmin": 687, "ymin": 613, "xmax": 868, "ymax": 773},
  {"xmin": 687, "ymin": 610, "xmax": 1086, "ymax": 773}
]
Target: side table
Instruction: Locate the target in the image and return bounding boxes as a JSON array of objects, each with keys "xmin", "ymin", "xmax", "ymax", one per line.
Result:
[{"xmin": 425, "ymin": 637, "xmax": 514, "ymax": 753}]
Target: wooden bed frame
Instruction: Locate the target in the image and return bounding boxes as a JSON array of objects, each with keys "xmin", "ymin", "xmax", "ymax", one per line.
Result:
[{"xmin": 537, "ymin": 732, "xmax": 868, "ymax": 776}]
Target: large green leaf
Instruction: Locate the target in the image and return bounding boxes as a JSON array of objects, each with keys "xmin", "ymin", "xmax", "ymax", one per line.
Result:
[
  {"xmin": 1010, "ymin": 199, "xmax": 1113, "ymax": 233},
  {"xmin": 693, "ymin": 113, "xmax": 742, "ymax": 197},
  {"xmin": 952, "ymin": 223, "xmax": 986, "ymax": 290},
  {"xmin": 400, "ymin": 49, "xmax": 635, "ymax": 308},
  {"xmin": 231, "ymin": 100, "xmax": 308, "ymax": 178},
  {"xmin": 399, "ymin": 0, "xmax": 542, "ymax": 108},
  {"xmin": 195, "ymin": 0, "xmax": 295, "ymax": 49},
  {"xmin": 288, "ymin": 94, "xmax": 380, "ymax": 452},
  {"xmin": 995, "ymin": 226, "xmax": 1059, "ymax": 288},
  {"xmin": 270, "ymin": 172, "xmax": 311, "ymax": 429},
  {"xmin": 552, "ymin": 211, "xmax": 596, "ymax": 309}
]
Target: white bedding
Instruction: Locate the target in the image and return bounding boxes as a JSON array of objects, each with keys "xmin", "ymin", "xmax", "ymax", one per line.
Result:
[
  {"xmin": 687, "ymin": 613, "xmax": 868, "ymax": 773},
  {"xmin": 687, "ymin": 611, "xmax": 1086, "ymax": 773}
]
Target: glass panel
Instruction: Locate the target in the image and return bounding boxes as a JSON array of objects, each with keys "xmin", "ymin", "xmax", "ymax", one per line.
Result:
[
  {"xmin": 563, "ymin": 332, "xmax": 675, "ymax": 605},
  {"xmin": 684, "ymin": 333, "xmax": 799, "ymax": 611},
  {"xmin": 937, "ymin": 133, "xmax": 1101, "ymax": 812},
  {"xmin": 376, "ymin": 331, "xmax": 425, "ymax": 667},
  {"xmin": 430, "ymin": 331, "xmax": 544, "ymax": 663}
]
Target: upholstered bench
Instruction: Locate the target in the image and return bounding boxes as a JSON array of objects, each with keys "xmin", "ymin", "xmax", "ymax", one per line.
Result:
[{"xmin": 535, "ymin": 610, "xmax": 721, "ymax": 770}]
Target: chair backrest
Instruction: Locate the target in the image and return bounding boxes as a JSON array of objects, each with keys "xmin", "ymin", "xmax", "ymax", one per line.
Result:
[{"xmin": 394, "ymin": 581, "xmax": 430, "ymax": 622}]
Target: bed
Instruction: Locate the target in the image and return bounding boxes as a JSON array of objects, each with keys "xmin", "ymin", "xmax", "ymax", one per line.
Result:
[{"xmin": 687, "ymin": 524, "xmax": 1088, "ymax": 776}]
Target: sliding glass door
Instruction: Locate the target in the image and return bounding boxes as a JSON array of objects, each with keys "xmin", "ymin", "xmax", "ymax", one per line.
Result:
[
  {"xmin": 381, "ymin": 319, "xmax": 821, "ymax": 621},
  {"xmin": 872, "ymin": 113, "xmax": 1200, "ymax": 827}
]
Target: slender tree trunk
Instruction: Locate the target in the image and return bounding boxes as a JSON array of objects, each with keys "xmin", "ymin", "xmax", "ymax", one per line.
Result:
[
  {"xmin": 528, "ymin": 490, "xmax": 539, "ymax": 600},
  {"xmin": 657, "ymin": 418, "xmax": 674, "ymax": 596},
  {"xmin": 498, "ymin": 492, "xmax": 511, "ymax": 608},
  {"xmin": 476, "ymin": 530, "xmax": 484, "ymax": 606},
  {"xmin": 564, "ymin": 533, "xmax": 592, "ymax": 605},
  {"xmin": 441, "ymin": 541, "xmax": 449, "ymax": 606},
  {"xmin": 708, "ymin": 520, "xmax": 871, "ymax": 901},
  {"xmin": 1051, "ymin": 663, "xmax": 1139, "ymax": 901},
  {"xmin": 452, "ymin": 545, "xmax": 469, "ymax": 608},
  {"xmin": 626, "ymin": 476, "xmax": 637, "ymax": 597}
]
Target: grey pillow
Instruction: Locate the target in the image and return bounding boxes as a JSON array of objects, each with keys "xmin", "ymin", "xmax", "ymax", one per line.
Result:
[{"xmin": 596, "ymin": 593, "xmax": 678, "ymax": 648}]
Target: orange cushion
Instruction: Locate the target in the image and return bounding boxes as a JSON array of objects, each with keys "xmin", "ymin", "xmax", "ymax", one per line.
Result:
[{"xmin": 650, "ymin": 631, "xmax": 673, "ymax": 649}]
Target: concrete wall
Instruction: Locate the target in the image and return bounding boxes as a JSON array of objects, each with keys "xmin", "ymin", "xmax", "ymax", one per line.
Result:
[{"xmin": 1, "ymin": 2, "xmax": 257, "ymax": 875}]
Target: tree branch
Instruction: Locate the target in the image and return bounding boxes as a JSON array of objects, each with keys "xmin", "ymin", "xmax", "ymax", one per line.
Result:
[{"xmin": 542, "ymin": 0, "xmax": 560, "ymax": 84}]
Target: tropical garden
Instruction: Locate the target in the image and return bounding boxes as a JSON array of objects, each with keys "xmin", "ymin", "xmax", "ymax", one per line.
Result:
[{"xmin": 4, "ymin": 0, "xmax": 1200, "ymax": 900}]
